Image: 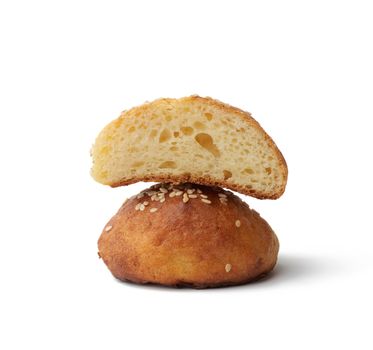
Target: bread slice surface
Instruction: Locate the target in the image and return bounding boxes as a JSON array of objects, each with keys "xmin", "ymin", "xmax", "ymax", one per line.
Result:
[{"xmin": 91, "ymin": 96, "xmax": 287, "ymax": 199}]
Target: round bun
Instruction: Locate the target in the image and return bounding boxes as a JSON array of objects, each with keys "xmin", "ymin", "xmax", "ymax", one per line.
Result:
[{"xmin": 98, "ymin": 183, "xmax": 279, "ymax": 288}]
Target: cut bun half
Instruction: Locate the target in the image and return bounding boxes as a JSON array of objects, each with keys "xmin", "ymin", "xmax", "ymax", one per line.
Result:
[{"xmin": 91, "ymin": 96, "xmax": 287, "ymax": 199}]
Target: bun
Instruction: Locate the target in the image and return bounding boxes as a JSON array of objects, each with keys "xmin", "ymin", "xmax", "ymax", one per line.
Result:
[
  {"xmin": 91, "ymin": 96, "xmax": 287, "ymax": 199},
  {"xmin": 98, "ymin": 183, "xmax": 279, "ymax": 288}
]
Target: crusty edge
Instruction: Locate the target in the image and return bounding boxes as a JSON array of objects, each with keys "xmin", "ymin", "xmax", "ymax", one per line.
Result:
[
  {"xmin": 110, "ymin": 173, "xmax": 283, "ymax": 199},
  {"xmin": 97, "ymin": 95, "xmax": 288, "ymax": 199}
]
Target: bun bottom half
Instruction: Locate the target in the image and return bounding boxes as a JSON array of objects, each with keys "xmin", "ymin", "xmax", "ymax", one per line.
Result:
[{"xmin": 98, "ymin": 184, "xmax": 279, "ymax": 288}]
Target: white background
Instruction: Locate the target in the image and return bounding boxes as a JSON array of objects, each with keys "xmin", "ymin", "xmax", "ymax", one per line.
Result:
[{"xmin": 1, "ymin": 1, "xmax": 372, "ymax": 349}]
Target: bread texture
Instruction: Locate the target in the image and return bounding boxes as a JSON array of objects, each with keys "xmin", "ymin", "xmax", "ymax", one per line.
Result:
[
  {"xmin": 91, "ymin": 96, "xmax": 287, "ymax": 199},
  {"xmin": 98, "ymin": 183, "xmax": 279, "ymax": 288}
]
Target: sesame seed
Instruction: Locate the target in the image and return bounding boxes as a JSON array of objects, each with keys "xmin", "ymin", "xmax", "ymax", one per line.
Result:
[
  {"xmin": 160, "ymin": 197, "xmax": 165, "ymax": 203},
  {"xmin": 218, "ymin": 193, "xmax": 227, "ymax": 198},
  {"xmin": 137, "ymin": 193, "xmax": 145, "ymax": 199},
  {"xmin": 225, "ymin": 264, "xmax": 232, "ymax": 272},
  {"xmin": 235, "ymin": 220, "xmax": 241, "ymax": 227},
  {"xmin": 175, "ymin": 191, "xmax": 183, "ymax": 196},
  {"xmin": 219, "ymin": 198, "xmax": 227, "ymax": 205},
  {"xmin": 150, "ymin": 208, "xmax": 158, "ymax": 213},
  {"xmin": 169, "ymin": 192, "xmax": 176, "ymax": 198},
  {"xmin": 105, "ymin": 225, "xmax": 112, "ymax": 232},
  {"xmin": 183, "ymin": 193, "xmax": 189, "ymax": 203},
  {"xmin": 135, "ymin": 203, "xmax": 141, "ymax": 210},
  {"xmin": 187, "ymin": 189, "xmax": 195, "ymax": 194},
  {"xmin": 139, "ymin": 204, "xmax": 145, "ymax": 211},
  {"xmin": 200, "ymin": 194, "xmax": 208, "ymax": 199},
  {"xmin": 143, "ymin": 201, "xmax": 149, "ymax": 206},
  {"xmin": 196, "ymin": 189, "xmax": 202, "ymax": 193},
  {"xmin": 201, "ymin": 199, "xmax": 211, "ymax": 204},
  {"xmin": 159, "ymin": 188, "xmax": 168, "ymax": 193},
  {"xmin": 188, "ymin": 194, "xmax": 198, "ymax": 198}
]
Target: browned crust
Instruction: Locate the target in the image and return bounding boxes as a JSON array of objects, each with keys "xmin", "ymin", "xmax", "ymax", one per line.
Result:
[
  {"xmin": 98, "ymin": 184, "xmax": 280, "ymax": 288},
  {"xmin": 97, "ymin": 95, "xmax": 288, "ymax": 199}
]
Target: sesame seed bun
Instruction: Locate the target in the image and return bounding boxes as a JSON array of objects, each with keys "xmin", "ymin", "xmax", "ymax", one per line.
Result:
[{"xmin": 98, "ymin": 183, "xmax": 279, "ymax": 288}]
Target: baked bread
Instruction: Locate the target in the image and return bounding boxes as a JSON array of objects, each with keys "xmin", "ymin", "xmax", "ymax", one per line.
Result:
[
  {"xmin": 91, "ymin": 96, "xmax": 287, "ymax": 199},
  {"xmin": 98, "ymin": 183, "xmax": 279, "ymax": 288}
]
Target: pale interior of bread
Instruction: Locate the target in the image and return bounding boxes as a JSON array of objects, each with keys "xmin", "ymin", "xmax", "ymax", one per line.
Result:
[{"xmin": 91, "ymin": 97, "xmax": 286, "ymax": 198}]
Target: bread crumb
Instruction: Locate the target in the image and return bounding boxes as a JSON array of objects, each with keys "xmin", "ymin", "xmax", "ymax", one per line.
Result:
[{"xmin": 104, "ymin": 225, "xmax": 112, "ymax": 232}]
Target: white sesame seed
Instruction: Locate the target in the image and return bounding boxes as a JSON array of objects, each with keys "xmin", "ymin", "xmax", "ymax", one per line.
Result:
[
  {"xmin": 219, "ymin": 198, "xmax": 227, "ymax": 205},
  {"xmin": 188, "ymin": 194, "xmax": 198, "ymax": 198},
  {"xmin": 196, "ymin": 189, "xmax": 202, "ymax": 194},
  {"xmin": 235, "ymin": 220, "xmax": 241, "ymax": 227},
  {"xmin": 139, "ymin": 204, "xmax": 145, "ymax": 211},
  {"xmin": 175, "ymin": 191, "xmax": 183, "ymax": 196},
  {"xmin": 146, "ymin": 191, "xmax": 157, "ymax": 196},
  {"xmin": 225, "ymin": 264, "xmax": 232, "ymax": 272},
  {"xmin": 183, "ymin": 193, "xmax": 189, "ymax": 203},
  {"xmin": 105, "ymin": 225, "xmax": 112, "ymax": 232},
  {"xmin": 218, "ymin": 193, "xmax": 227, "ymax": 198},
  {"xmin": 137, "ymin": 193, "xmax": 145, "ymax": 199},
  {"xmin": 143, "ymin": 201, "xmax": 149, "ymax": 206},
  {"xmin": 187, "ymin": 189, "xmax": 195, "ymax": 194},
  {"xmin": 135, "ymin": 203, "xmax": 141, "ymax": 210},
  {"xmin": 200, "ymin": 194, "xmax": 208, "ymax": 199},
  {"xmin": 159, "ymin": 188, "xmax": 168, "ymax": 193},
  {"xmin": 201, "ymin": 199, "xmax": 211, "ymax": 204},
  {"xmin": 160, "ymin": 197, "xmax": 165, "ymax": 203},
  {"xmin": 169, "ymin": 192, "xmax": 176, "ymax": 198},
  {"xmin": 150, "ymin": 208, "xmax": 158, "ymax": 213}
]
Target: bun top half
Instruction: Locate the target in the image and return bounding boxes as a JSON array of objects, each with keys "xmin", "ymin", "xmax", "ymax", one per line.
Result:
[{"xmin": 91, "ymin": 96, "xmax": 287, "ymax": 199}]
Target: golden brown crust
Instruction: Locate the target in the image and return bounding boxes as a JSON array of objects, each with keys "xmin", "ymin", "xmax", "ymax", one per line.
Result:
[
  {"xmin": 95, "ymin": 95, "xmax": 288, "ymax": 199},
  {"xmin": 98, "ymin": 183, "xmax": 279, "ymax": 288}
]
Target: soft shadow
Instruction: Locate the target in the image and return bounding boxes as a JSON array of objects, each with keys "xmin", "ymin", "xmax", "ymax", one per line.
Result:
[{"xmin": 232, "ymin": 253, "xmax": 339, "ymax": 290}]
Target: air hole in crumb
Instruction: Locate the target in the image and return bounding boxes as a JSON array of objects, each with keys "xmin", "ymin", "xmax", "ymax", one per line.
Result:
[
  {"xmin": 149, "ymin": 129, "xmax": 158, "ymax": 138},
  {"xmin": 173, "ymin": 131, "xmax": 180, "ymax": 137},
  {"xmin": 243, "ymin": 168, "xmax": 254, "ymax": 174},
  {"xmin": 165, "ymin": 114, "xmax": 172, "ymax": 121},
  {"xmin": 159, "ymin": 129, "xmax": 171, "ymax": 143},
  {"xmin": 204, "ymin": 112, "xmax": 213, "ymax": 121},
  {"xmin": 265, "ymin": 167, "xmax": 272, "ymax": 175},
  {"xmin": 268, "ymin": 156, "xmax": 274, "ymax": 161},
  {"xmin": 132, "ymin": 161, "xmax": 144, "ymax": 168},
  {"xmin": 159, "ymin": 161, "xmax": 177, "ymax": 169},
  {"xmin": 193, "ymin": 121, "xmax": 206, "ymax": 130},
  {"xmin": 223, "ymin": 170, "xmax": 232, "ymax": 180},
  {"xmin": 170, "ymin": 146, "xmax": 178, "ymax": 152},
  {"xmin": 128, "ymin": 126, "xmax": 136, "ymax": 132},
  {"xmin": 181, "ymin": 126, "xmax": 194, "ymax": 135},
  {"xmin": 195, "ymin": 133, "xmax": 221, "ymax": 157},
  {"xmin": 100, "ymin": 170, "xmax": 108, "ymax": 179},
  {"xmin": 99, "ymin": 146, "xmax": 111, "ymax": 155}
]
